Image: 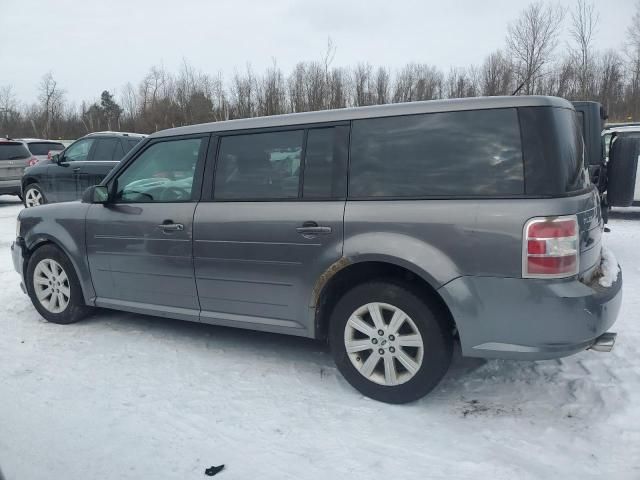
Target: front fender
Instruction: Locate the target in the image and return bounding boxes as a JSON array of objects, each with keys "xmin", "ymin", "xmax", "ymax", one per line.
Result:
[{"xmin": 20, "ymin": 202, "xmax": 95, "ymax": 304}]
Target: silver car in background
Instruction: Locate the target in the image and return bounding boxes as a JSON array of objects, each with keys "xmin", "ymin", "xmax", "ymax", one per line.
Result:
[{"xmin": 0, "ymin": 139, "xmax": 31, "ymax": 199}]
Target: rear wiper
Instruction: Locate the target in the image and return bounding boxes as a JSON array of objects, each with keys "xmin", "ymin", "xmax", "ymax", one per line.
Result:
[{"xmin": 8, "ymin": 156, "xmax": 26, "ymax": 160}]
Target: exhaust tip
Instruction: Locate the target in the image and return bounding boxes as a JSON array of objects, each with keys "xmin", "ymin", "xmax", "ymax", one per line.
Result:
[{"xmin": 589, "ymin": 332, "xmax": 617, "ymax": 352}]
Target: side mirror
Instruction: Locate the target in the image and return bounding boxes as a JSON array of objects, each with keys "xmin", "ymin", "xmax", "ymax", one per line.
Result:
[
  {"xmin": 82, "ymin": 185, "xmax": 110, "ymax": 204},
  {"xmin": 51, "ymin": 153, "xmax": 60, "ymax": 163}
]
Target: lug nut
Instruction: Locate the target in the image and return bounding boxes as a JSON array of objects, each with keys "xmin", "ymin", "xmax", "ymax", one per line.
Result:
[
  {"xmin": 389, "ymin": 347, "xmax": 396, "ymax": 353},
  {"xmin": 378, "ymin": 348, "xmax": 385, "ymax": 355},
  {"xmin": 371, "ymin": 338, "xmax": 378, "ymax": 344},
  {"xmin": 378, "ymin": 329, "xmax": 384, "ymax": 336},
  {"xmin": 389, "ymin": 334, "xmax": 395, "ymax": 341}
]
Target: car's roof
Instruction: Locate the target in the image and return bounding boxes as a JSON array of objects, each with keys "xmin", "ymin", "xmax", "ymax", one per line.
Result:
[
  {"xmin": 84, "ymin": 131, "xmax": 147, "ymax": 138},
  {"xmin": 150, "ymin": 95, "xmax": 574, "ymax": 139},
  {"xmin": 17, "ymin": 138, "xmax": 65, "ymax": 143},
  {"xmin": 602, "ymin": 126, "xmax": 640, "ymax": 134}
]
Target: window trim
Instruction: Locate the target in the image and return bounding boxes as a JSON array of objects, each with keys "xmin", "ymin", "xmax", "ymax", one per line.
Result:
[
  {"xmin": 106, "ymin": 133, "xmax": 210, "ymax": 204},
  {"xmin": 206, "ymin": 122, "xmax": 349, "ymax": 203}
]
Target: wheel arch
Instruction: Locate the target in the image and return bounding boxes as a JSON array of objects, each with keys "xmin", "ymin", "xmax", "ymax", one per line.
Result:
[
  {"xmin": 24, "ymin": 235, "xmax": 95, "ymax": 306},
  {"xmin": 313, "ymin": 258, "xmax": 457, "ymax": 341}
]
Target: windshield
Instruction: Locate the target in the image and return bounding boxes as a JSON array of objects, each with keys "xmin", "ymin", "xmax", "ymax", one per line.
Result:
[{"xmin": 0, "ymin": 142, "xmax": 30, "ymax": 160}]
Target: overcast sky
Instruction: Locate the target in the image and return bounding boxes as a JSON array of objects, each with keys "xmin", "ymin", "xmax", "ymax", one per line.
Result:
[{"xmin": 0, "ymin": 0, "xmax": 636, "ymax": 105}]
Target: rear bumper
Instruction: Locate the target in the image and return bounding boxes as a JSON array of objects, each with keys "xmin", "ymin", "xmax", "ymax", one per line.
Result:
[
  {"xmin": 439, "ymin": 270, "xmax": 622, "ymax": 360},
  {"xmin": 0, "ymin": 180, "xmax": 21, "ymax": 195}
]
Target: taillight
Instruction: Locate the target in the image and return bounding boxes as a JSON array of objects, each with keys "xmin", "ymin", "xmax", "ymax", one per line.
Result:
[
  {"xmin": 28, "ymin": 156, "xmax": 38, "ymax": 166},
  {"xmin": 47, "ymin": 151, "xmax": 52, "ymax": 160},
  {"xmin": 523, "ymin": 215, "xmax": 579, "ymax": 278}
]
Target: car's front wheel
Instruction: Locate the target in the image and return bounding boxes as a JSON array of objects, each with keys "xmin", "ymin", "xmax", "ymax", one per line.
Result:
[
  {"xmin": 330, "ymin": 281, "xmax": 453, "ymax": 404},
  {"xmin": 25, "ymin": 244, "xmax": 91, "ymax": 324},
  {"xmin": 23, "ymin": 183, "xmax": 46, "ymax": 208}
]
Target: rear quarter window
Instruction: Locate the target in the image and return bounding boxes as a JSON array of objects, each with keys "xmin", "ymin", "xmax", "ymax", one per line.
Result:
[
  {"xmin": 519, "ymin": 107, "xmax": 589, "ymax": 196},
  {"xmin": 348, "ymin": 108, "xmax": 524, "ymax": 197}
]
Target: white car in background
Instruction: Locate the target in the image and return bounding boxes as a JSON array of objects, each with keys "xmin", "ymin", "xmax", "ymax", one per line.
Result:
[
  {"xmin": 18, "ymin": 139, "xmax": 66, "ymax": 166},
  {"xmin": 602, "ymin": 125, "xmax": 640, "ymax": 206}
]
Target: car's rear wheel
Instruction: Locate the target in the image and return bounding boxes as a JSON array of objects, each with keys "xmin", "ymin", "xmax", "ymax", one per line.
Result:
[
  {"xmin": 25, "ymin": 244, "xmax": 91, "ymax": 324},
  {"xmin": 23, "ymin": 183, "xmax": 46, "ymax": 208},
  {"xmin": 330, "ymin": 281, "xmax": 453, "ymax": 404}
]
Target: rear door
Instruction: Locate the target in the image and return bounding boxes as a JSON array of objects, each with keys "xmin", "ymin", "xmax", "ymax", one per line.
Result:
[
  {"xmin": 75, "ymin": 137, "xmax": 120, "ymax": 197},
  {"xmin": 193, "ymin": 125, "xmax": 348, "ymax": 336},
  {"xmin": 0, "ymin": 142, "xmax": 30, "ymax": 184}
]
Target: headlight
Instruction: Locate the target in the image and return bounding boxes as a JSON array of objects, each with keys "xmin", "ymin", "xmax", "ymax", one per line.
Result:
[{"xmin": 15, "ymin": 218, "xmax": 21, "ymax": 238}]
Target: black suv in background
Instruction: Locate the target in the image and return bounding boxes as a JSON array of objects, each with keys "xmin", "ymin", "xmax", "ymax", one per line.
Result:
[{"xmin": 22, "ymin": 131, "xmax": 146, "ymax": 207}]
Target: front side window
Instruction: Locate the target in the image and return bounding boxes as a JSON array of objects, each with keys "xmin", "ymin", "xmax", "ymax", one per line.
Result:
[
  {"xmin": 349, "ymin": 108, "xmax": 524, "ymax": 197},
  {"xmin": 214, "ymin": 130, "xmax": 303, "ymax": 200},
  {"xmin": 114, "ymin": 137, "xmax": 203, "ymax": 203},
  {"xmin": 64, "ymin": 138, "xmax": 95, "ymax": 162}
]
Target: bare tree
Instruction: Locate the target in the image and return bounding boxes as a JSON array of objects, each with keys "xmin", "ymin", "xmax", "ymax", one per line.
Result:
[
  {"xmin": 507, "ymin": 2, "xmax": 565, "ymax": 95},
  {"xmin": 37, "ymin": 72, "xmax": 66, "ymax": 138},
  {"xmin": 626, "ymin": 1, "xmax": 640, "ymax": 118},
  {"xmin": 569, "ymin": 0, "xmax": 598, "ymax": 97},
  {"xmin": 480, "ymin": 51, "xmax": 514, "ymax": 96}
]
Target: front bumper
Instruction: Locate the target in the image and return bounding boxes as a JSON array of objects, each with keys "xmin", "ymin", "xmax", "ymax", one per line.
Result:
[
  {"xmin": 439, "ymin": 270, "xmax": 623, "ymax": 360},
  {"xmin": 11, "ymin": 238, "xmax": 26, "ymax": 293}
]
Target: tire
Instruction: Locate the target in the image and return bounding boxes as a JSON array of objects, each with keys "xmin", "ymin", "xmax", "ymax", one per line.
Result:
[
  {"xmin": 23, "ymin": 183, "xmax": 47, "ymax": 208},
  {"xmin": 329, "ymin": 281, "xmax": 453, "ymax": 404},
  {"xmin": 25, "ymin": 244, "xmax": 91, "ymax": 324},
  {"xmin": 608, "ymin": 135, "xmax": 640, "ymax": 207}
]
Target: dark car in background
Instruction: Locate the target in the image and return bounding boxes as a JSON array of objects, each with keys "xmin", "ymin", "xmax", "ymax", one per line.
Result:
[
  {"xmin": 21, "ymin": 131, "xmax": 146, "ymax": 207},
  {"xmin": 0, "ymin": 139, "xmax": 31, "ymax": 199}
]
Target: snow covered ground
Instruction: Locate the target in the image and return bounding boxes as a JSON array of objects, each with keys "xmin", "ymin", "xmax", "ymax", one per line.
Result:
[{"xmin": 0, "ymin": 198, "xmax": 639, "ymax": 480}]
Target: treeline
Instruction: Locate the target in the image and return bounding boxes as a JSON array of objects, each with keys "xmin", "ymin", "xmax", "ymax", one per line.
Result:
[{"xmin": 2, "ymin": 0, "xmax": 640, "ymax": 140}]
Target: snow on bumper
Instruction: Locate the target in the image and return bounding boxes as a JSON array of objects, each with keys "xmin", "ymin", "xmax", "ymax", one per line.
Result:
[{"xmin": 438, "ymin": 270, "xmax": 622, "ymax": 360}]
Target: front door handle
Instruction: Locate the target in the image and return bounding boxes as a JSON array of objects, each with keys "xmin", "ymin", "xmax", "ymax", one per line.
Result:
[
  {"xmin": 296, "ymin": 221, "xmax": 332, "ymax": 235},
  {"xmin": 73, "ymin": 167, "xmax": 81, "ymax": 173},
  {"xmin": 157, "ymin": 222, "xmax": 184, "ymax": 232}
]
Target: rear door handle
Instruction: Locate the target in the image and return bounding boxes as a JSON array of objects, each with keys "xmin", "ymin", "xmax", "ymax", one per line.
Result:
[
  {"xmin": 296, "ymin": 221, "xmax": 332, "ymax": 235},
  {"xmin": 157, "ymin": 222, "xmax": 184, "ymax": 232}
]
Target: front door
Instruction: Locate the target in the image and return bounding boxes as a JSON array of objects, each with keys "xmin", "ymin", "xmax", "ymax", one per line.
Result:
[
  {"xmin": 194, "ymin": 126, "xmax": 348, "ymax": 335},
  {"xmin": 51, "ymin": 137, "xmax": 95, "ymax": 202},
  {"xmin": 86, "ymin": 135, "xmax": 208, "ymax": 319},
  {"xmin": 75, "ymin": 137, "xmax": 121, "ymax": 198}
]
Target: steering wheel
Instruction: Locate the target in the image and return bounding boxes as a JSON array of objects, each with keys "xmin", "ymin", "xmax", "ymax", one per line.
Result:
[{"xmin": 157, "ymin": 186, "xmax": 190, "ymax": 201}]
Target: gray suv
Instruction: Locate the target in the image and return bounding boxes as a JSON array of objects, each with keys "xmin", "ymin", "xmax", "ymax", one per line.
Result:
[{"xmin": 11, "ymin": 96, "xmax": 623, "ymax": 404}]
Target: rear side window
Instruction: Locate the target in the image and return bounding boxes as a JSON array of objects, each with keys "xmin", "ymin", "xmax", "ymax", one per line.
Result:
[
  {"xmin": 0, "ymin": 142, "xmax": 30, "ymax": 160},
  {"xmin": 124, "ymin": 138, "xmax": 143, "ymax": 153},
  {"xmin": 214, "ymin": 130, "xmax": 303, "ymax": 200},
  {"xmin": 349, "ymin": 108, "xmax": 524, "ymax": 197},
  {"xmin": 92, "ymin": 138, "xmax": 120, "ymax": 160},
  {"xmin": 27, "ymin": 142, "xmax": 64, "ymax": 155}
]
